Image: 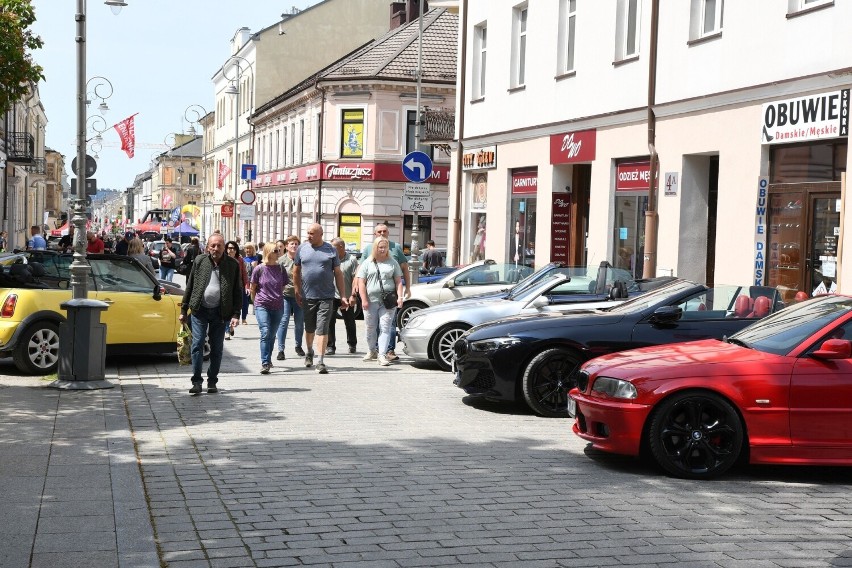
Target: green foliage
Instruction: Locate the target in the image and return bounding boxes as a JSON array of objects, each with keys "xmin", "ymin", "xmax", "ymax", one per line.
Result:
[{"xmin": 0, "ymin": 0, "xmax": 44, "ymax": 116}]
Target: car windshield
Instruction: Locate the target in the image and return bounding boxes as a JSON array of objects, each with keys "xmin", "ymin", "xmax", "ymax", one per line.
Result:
[
  {"xmin": 607, "ymin": 279, "xmax": 698, "ymax": 314},
  {"xmin": 730, "ymin": 295, "xmax": 852, "ymax": 355},
  {"xmin": 507, "ymin": 264, "xmax": 632, "ymax": 299}
]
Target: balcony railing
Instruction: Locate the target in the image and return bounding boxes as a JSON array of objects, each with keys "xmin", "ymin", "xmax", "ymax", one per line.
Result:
[
  {"xmin": 26, "ymin": 157, "xmax": 46, "ymax": 175},
  {"xmin": 6, "ymin": 132, "xmax": 35, "ymax": 163},
  {"xmin": 421, "ymin": 108, "xmax": 455, "ymax": 143}
]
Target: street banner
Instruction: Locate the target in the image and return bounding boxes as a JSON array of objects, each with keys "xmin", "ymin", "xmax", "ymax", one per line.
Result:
[
  {"xmin": 218, "ymin": 161, "xmax": 232, "ymax": 188},
  {"xmin": 113, "ymin": 113, "xmax": 138, "ymax": 159}
]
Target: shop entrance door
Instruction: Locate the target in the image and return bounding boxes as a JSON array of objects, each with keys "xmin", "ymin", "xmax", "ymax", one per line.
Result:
[{"xmin": 767, "ymin": 183, "xmax": 841, "ymax": 301}]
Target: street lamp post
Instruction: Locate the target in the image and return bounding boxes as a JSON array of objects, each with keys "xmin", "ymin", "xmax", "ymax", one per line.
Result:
[
  {"xmin": 409, "ymin": 0, "xmax": 426, "ymax": 285},
  {"xmin": 224, "ymin": 56, "xmax": 253, "ymax": 241},
  {"xmin": 184, "ymin": 104, "xmax": 207, "ymax": 240},
  {"xmin": 50, "ymin": 0, "xmax": 125, "ymax": 390}
]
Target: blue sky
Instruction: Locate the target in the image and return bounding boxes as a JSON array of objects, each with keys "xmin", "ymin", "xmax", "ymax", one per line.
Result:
[{"xmin": 31, "ymin": 0, "xmax": 318, "ymax": 192}]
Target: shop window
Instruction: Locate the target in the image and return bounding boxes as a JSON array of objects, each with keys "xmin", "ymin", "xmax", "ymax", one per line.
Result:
[
  {"xmin": 615, "ymin": 0, "xmax": 641, "ymax": 62},
  {"xmin": 341, "ymin": 109, "xmax": 364, "ymax": 158},
  {"xmin": 470, "ymin": 212, "xmax": 487, "ymax": 261},
  {"xmin": 510, "ymin": 4, "xmax": 528, "ymax": 88},
  {"xmin": 613, "ymin": 195, "xmax": 647, "ymax": 279},
  {"xmin": 473, "ymin": 23, "xmax": 487, "ymax": 99},
  {"xmin": 769, "ymin": 141, "xmax": 847, "ymax": 183},
  {"xmin": 510, "ymin": 197, "xmax": 536, "ymax": 267},
  {"xmin": 787, "ymin": 0, "xmax": 833, "ymax": 17},
  {"xmin": 406, "ymin": 110, "xmax": 433, "ymax": 159},
  {"xmin": 557, "ymin": 0, "xmax": 577, "ymax": 76}
]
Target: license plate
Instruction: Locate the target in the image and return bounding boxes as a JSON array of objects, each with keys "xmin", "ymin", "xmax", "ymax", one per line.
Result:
[
  {"xmin": 451, "ymin": 357, "xmax": 457, "ymax": 374},
  {"xmin": 566, "ymin": 396, "xmax": 577, "ymax": 418}
]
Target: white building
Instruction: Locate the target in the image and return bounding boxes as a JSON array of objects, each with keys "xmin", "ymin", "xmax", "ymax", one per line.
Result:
[{"xmin": 450, "ymin": 0, "xmax": 851, "ymax": 300}]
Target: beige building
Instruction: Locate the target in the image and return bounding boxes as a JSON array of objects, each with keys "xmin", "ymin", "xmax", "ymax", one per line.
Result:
[
  {"xmin": 44, "ymin": 147, "xmax": 65, "ymax": 233},
  {"xmin": 150, "ymin": 134, "xmax": 204, "ymax": 230}
]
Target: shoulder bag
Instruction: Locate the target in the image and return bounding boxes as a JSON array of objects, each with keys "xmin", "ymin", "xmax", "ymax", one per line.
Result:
[{"xmin": 374, "ymin": 260, "xmax": 398, "ymax": 309}]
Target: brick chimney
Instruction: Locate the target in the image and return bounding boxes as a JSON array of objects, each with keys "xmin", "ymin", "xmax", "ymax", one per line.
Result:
[{"xmin": 389, "ymin": 0, "xmax": 428, "ymax": 30}]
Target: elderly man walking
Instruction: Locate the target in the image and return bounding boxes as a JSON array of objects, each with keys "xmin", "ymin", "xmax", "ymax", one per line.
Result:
[
  {"xmin": 292, "ymin": 224, "xmax": 349, "ymax": 374},
  {"xmin": 179, "ymin": 233, "xmax": 242, "ymax": 394}
]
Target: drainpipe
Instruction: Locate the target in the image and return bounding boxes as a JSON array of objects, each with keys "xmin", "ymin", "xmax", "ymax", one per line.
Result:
[
  {"xmin": 641, "ymin": 0, "xmax": 660, "ymax": 279},
  {"xmin": 451, "ymin": 0, "xmax": 469, "ymax": 266},
  {"xmin": 314, "ymin": 83, "xmax": 326, "ymax": 225}
]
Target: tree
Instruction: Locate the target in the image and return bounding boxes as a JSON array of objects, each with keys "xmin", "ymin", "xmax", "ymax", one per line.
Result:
[{"xmin": 0, "ymin": 0, "xmax": 43, "ymax": 116}]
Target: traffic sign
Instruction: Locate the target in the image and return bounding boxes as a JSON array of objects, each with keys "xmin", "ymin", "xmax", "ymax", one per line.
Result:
[
  {"xmin": 240, "ymin": 189, "xmax": 256, "ymax": 205},
  {"xmin": 241, "ymin": 164, "xmax": 257, "ymax": 180},
  {"xmin": 71, "ymin": 154, "xmax": 97, "ymax": 178},
  {"xmin": 70, "ymin": 178, "xmax": 97, "ymax": 195},
  {"xmin": 402, "ymin": 182, "xmax": 432, "ymax": 212},
  {"xmin": 402, "ymin": 151, "xmax": 433, "ymax": 183}
]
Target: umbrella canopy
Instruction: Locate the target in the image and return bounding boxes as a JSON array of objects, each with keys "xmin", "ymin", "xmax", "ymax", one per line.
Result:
[{"xmin": 169, "ymin": 221, "xmax": 199, "ymax": 236}]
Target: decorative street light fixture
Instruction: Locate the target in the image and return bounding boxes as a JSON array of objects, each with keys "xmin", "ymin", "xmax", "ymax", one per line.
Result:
[
  {"xmin": 184, "ymin": 104, "xmax": 208, "ymax": 239},
  {"xmin": 223, "ymin": 56, "xmax": 253, "ymax": 241},
  {"xmin": 50, "ymin": 0, "xmax": 127, "ymax": 390},
  {"xmin": 85, "ymin": 75, "xmax": 113, "ymax": 115}
]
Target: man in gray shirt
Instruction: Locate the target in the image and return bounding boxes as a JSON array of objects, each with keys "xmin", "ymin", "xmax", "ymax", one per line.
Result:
[{"xmin": 293, "ymin": 224, "xmax": 349, "ymax": 374}]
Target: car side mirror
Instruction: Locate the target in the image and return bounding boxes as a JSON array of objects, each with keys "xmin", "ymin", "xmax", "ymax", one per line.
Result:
[
  {"xmin": 529, "ymin": 296, "xmax": 549, "ymax": 309},
  {"xmin": 649, "ymin": 305, "xmax": 683, "ymax": 324},
  {"xmin": 812, "ymin": 339, "xmax": 852, "ymax": 360},
  {"xmin": 445, "ymin": 278, "xmax": 455, "ymax": 289},
  {"xmin": 153, "ymin": 284, "xmax": 162, "ymax": 301}
]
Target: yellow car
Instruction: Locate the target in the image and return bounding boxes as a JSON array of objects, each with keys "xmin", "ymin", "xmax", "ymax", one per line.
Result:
[{"xmin": 0, "ymin": 252, "xmax": 185, "ymax": 374}]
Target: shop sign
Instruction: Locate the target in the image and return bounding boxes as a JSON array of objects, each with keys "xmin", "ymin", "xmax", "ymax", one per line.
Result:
[
  {"xmin": 754, "ymin": 177, "xmax": 768, "ymax": 286},
  {"xmin": 550, "ymin": 129, "xmax": 596, "ymax": 164},
  {"xmin": 324, "ymin": 163, "xmax": 374, "ymax": 180},
  {"xmin": 761, "ymin": 89, "xmax": 849, "ymax": 145},
  {"xmin": 511, "ymin": 168, "xmax": 538, "ymax": 195},
  {"xmin": 616, "ymin": 161, "xmax": 651, "ymax": 192},
  {"xmin": 462, "ymin": 145, "xmax": 497, "ymax": 171},
  {"xmin": 221, "ymin": 202, "xmax": 234, "ymax": 218},
  {"xmin": 551, "ymin": 195, "xmax": 572, "ymax": 263}
]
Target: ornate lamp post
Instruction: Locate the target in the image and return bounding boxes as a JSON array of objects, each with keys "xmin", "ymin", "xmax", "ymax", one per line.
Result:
[
  {"xmin": 223, "ymin": 56, "xmax": 253, "ymax": 241},
  {"xmin": 184, "ymin": 104, "xmax": 208, "ymax": 240},
  {"xmin": 50, "ymin": 1, "xmax": 126, "ymax": 390}
]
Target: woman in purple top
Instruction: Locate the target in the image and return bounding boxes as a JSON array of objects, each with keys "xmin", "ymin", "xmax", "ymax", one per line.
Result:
[{"xmin": 250, "ymin": 242, "xmax": 288, "ymax": 374}]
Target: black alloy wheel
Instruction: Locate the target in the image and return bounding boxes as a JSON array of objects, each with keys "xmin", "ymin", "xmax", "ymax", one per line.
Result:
[
  {"xmin": 521, "ymin": 348, "xmax": 581, "ymax": 417},
  {"xmin": 14, "ymin": 321, "xmax": 60, "ymax": 374},
  {"xmin": 648, "ymin": 391, "xmax": 744, "ymax": 479},
  {"xmin": 430, "ymin": 323, "xmax": 471, "ymax": 371}
]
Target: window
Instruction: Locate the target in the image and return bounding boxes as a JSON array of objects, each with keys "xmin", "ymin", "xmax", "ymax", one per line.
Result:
[
  {"xmin": 299, "ymin": 119, "xmax": 305, "ymax": 164},
  {"xmin": 557, "ymin": 0, "xmax": 577, "ymax": 75},
  {"xmin": 406, "ymin": 110, "xmax": 433, "ymax": 160},
  {"xmin": 290, "ymin": 125, "xmax": 296, "ymax": 165},
  {"xmin": 188, "ymin": 173, "xmax": 198, "ymax": 186},
  {"xmin": 615, "ymin": 0, "xmax": 641, "ymax": 61},
  {"xmin": 689, "ymin": 0, "xmax": 723, "ymax": 40},
  {"xmin": 787, "ymin": 0, "xmax": 833, "ymax": 16},
  {"xmin": 511, "ymin": 5, "xmax": 528, "ymax": 88},
  {"xmin": 473, "ymin": 23, "xmax": 487, "ymax": 98},
  {"xmin": 282, "ymin": 127, "xmax": 288, "ymax": 167},
  {"xmin": 340, "ymin": 109, "xmax": 364, "ymax": 158}
]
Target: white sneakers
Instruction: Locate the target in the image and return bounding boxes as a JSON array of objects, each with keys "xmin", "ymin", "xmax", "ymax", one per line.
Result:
[
  {"xmin": 362, "ymin": 351, "xmax": 378, "ymax": 362},
  {"xmin": 377, "ymin": 355, "xmax": 391, "ymax": 367}
]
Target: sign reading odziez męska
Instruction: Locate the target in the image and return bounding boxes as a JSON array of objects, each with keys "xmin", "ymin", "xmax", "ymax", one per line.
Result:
[{"xmin": 761, "ymin": 89, "xmax": 849, "ymax": 145}]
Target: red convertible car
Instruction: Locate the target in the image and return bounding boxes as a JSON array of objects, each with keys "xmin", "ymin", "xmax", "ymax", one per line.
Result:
[{"xmin": 568, "ymin": 294, "xmax": 852, "ymax": 479}]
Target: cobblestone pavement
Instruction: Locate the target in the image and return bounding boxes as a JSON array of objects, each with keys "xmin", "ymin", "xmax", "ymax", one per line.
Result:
[{"xmin": 2, "ymin": 315, "xmax": 852, "ymax": 567}]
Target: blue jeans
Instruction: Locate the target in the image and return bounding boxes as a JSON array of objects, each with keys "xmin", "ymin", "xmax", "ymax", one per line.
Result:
[
  {"xmin": 254, "ymin": 305, "xmax": 285, "ymax": 366},
  {"xmin": 241, "ymin": 290, "xmax": 250, "ymax": 320},
  {"xmin": 160, "ymin": 266, "xmax": 175, "ymax": 282},
  {"xmin": 277, "ymin": 295, "xmax": 303, "ymax": 352},
  {"xmin": 190, "ymin": 305, "xmax": 229, "ymax": 386},
  {"xmin": 365, "ymin": 303, "xmax": 396, "ymax": 355}
]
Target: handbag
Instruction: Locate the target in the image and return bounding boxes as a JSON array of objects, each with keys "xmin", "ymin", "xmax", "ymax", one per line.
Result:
[
  {"xmin": 177, "ymin": 323, "xmax": 192, "ymax": 366},
  {"xmin": 374, "ymin": 260, "xmax": 398, "ymax": 309}
]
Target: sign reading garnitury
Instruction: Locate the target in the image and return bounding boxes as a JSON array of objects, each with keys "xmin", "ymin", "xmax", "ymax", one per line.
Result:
[{"xmin": 761, "ymin": 89, "xmax": 849, "ymax": 144}]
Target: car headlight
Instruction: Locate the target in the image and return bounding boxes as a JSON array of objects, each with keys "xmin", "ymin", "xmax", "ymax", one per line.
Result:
[
  {"xmin": 591, "ymin": 376, "xmax": 637, "ymax": 399},
  {"xmin": 469, "ymin": 336, "xmax": 521, "ymax": 352}
]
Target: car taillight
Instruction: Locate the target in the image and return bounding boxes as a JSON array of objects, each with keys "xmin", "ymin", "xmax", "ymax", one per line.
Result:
[{"xmin": 1, "ymin": 295, "xmax": 18, "ymax": 318}]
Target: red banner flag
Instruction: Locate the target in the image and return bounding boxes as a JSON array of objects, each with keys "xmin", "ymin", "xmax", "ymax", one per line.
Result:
[
  {"xmin": 217, "ymin": 161, "xmax": 232, "ymax": 188},
  {"xmin": 113, "ymin": 113, "xmax": 138, "ymax": 159}
]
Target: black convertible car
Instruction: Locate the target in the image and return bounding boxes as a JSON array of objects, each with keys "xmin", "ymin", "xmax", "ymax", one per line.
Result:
[{"xmin": 453, "ymin": 279, "xmax": 783, "ymax": 417}]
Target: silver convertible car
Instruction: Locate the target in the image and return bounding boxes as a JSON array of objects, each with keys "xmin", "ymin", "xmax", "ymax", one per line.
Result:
[{"xmin": 400, "ymin": 263, "xmax": 674, "ymax": 371}]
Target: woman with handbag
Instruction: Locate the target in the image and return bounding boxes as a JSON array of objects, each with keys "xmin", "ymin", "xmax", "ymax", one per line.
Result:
[
  {"xmin": 224, "ymin": 240, "xmax": 248, "ymax": 340},
  {"xmin": 354, "ymin": 236, "xmax": 404, "ymax": 366},
  {"xmin": 250, "ymin": 242, "xmax": 288, "ymax": 374}
]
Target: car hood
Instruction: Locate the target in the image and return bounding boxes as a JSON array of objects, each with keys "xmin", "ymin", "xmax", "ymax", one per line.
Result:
[
  {"xmin": 467, "ymin": 308, "xmax": 621, "ymax": 339},
  {"xmin": 582, "ymin": 339, "xmax": 782, "ymax": 380}
]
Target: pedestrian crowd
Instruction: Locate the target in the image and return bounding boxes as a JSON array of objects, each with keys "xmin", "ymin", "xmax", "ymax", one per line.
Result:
[{"xmin": 179, "ymin": 222, "xmax": 419, "ymax": 394}]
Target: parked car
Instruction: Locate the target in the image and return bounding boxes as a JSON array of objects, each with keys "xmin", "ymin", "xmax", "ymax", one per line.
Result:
[
  {"xmin": 401, "ymin": 263, "xmax": 673, "ymax": 371},
  {"xmin": 0, "ymin": 253, "xmax": 191, "ymax": 374},
  {"xmin": 453, "ymin": 279, "xmax": 783, "ymax": 417},
  {"xmin": 397, "ymin": 260, "xmax": 536, "ymax": 328},
  {"xmin": 569, "ymin": 294, "xmax": 852, "ymax": 479}
]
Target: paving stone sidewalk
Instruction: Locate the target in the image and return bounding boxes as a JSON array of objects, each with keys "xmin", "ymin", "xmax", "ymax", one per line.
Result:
[{"xmin": 2, "ymin": 316, "xmax": 852, "ymax": 567}]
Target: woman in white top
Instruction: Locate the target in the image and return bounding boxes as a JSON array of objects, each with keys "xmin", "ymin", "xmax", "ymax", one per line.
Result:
[{"xmin": 354, "ymin": 236, "xmax": 404, "ymax": 366}]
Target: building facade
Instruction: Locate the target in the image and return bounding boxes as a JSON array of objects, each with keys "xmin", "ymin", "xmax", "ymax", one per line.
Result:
[
  {"xmin": 249, "ymin": 8, "xmax": 457, "ymax": 253},
  {"xmin": 450, "ymin": 0, "xmax": 851, "ymax": 299}
]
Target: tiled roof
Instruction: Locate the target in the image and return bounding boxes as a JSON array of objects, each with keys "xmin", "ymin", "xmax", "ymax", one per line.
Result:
[{"xmin": 321, "ymin": 8, "xmax": 457, "ymax": 84}]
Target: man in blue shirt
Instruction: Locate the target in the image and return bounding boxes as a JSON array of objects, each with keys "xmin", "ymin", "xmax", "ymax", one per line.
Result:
[
  {"xmin": 292, "ymin": 223, "xmax": 349, "ymax": 374},
  {"xmin": 27, "ymin": 226, "xmax": 47, "ymax": 250}
]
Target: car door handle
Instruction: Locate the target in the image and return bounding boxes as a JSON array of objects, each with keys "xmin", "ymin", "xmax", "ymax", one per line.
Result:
[{"xmin": 101, "ymin": 298, "xmax": 115, "ymax": 304}]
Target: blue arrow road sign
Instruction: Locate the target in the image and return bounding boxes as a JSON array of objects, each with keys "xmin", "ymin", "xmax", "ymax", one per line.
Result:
[{"xmin": 402, "ymin": 151, "xmax": 433, "ymax": 183}]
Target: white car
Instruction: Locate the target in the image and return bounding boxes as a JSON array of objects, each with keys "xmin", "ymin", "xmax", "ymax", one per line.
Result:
[{"xmin": 399, "ymin": 260, "xmax": 534, "ymax": 328}]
